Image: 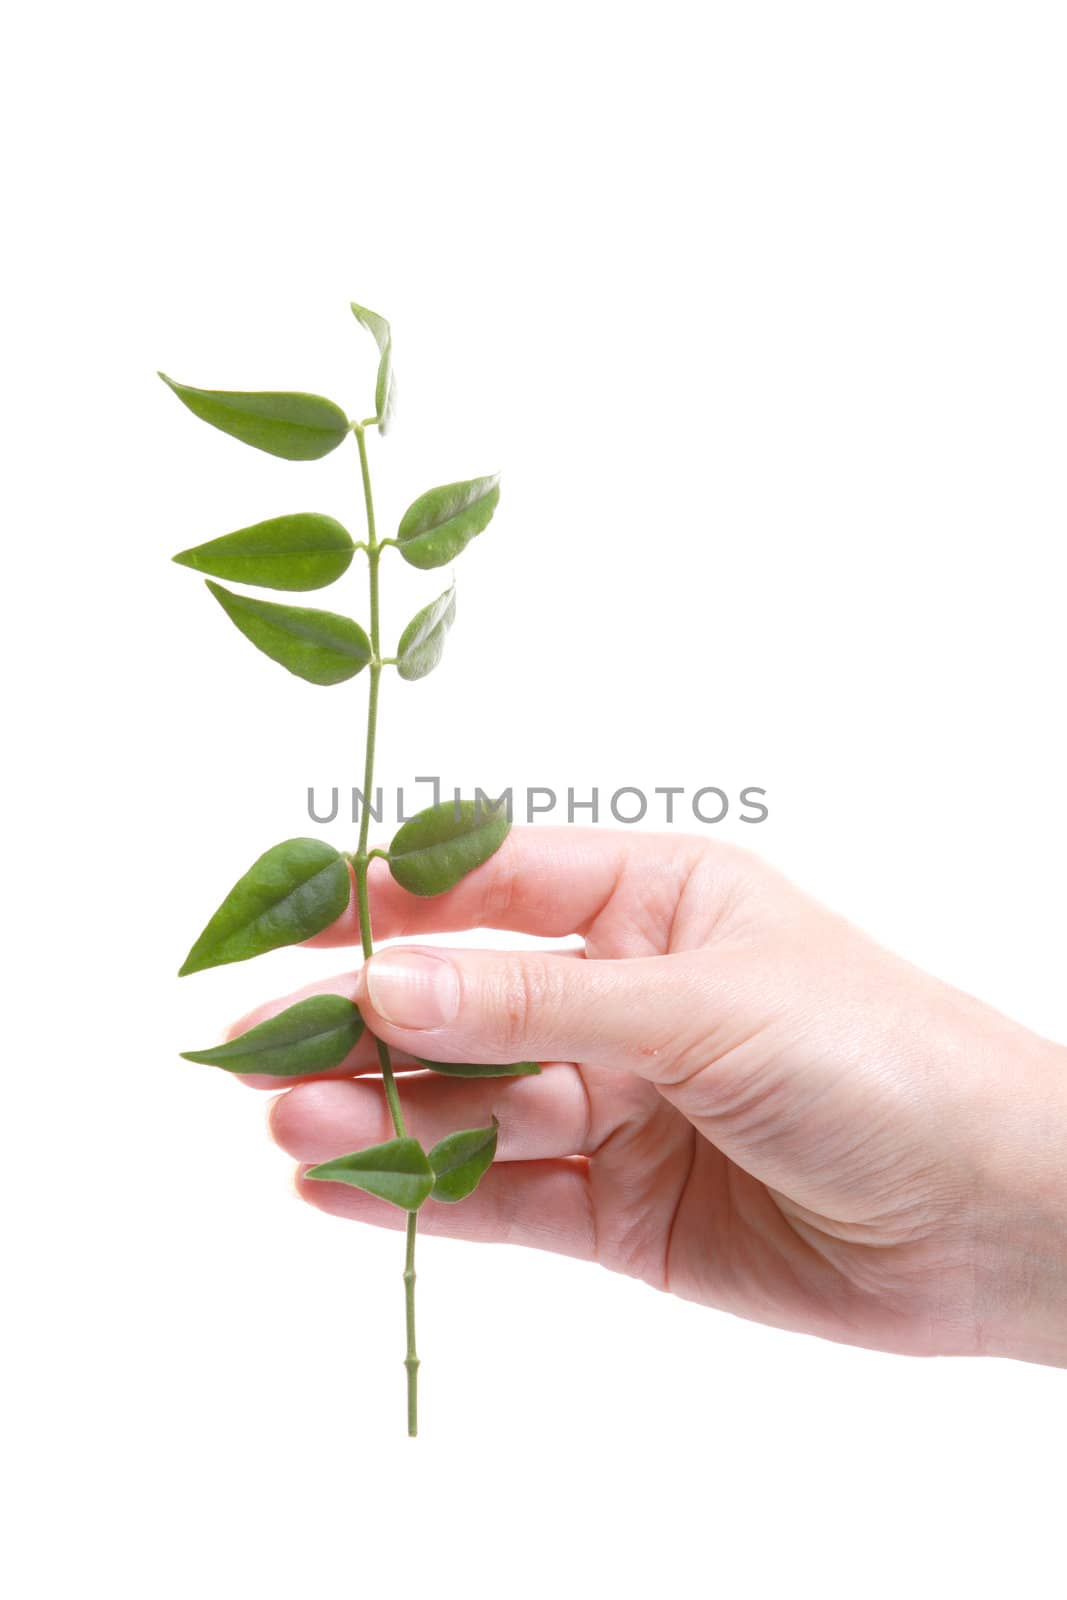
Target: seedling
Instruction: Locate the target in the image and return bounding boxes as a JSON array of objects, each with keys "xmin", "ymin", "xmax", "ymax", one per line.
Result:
[{"xmin": 166, "ymin": 303, "xmax": 536, "ymax": 1435}]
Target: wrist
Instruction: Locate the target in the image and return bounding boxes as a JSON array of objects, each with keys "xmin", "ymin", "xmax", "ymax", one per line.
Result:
[{"xmin": 974, "ymin": 1037, "xmax": 1067, "ymax": 1367}]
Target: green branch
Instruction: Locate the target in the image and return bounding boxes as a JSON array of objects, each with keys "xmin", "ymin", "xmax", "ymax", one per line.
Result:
[{"xmin": 352, "ymin": 421, "xmax": 419, "ymax": 1436}]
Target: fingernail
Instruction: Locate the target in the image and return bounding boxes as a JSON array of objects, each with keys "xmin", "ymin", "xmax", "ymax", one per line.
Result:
[{"xmin": 365, "ymin": 950, "xmax": 460, "ymax": 1029}]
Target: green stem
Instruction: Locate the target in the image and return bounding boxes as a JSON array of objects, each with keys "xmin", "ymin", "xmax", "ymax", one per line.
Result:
[
  {"xmin": 404, "ymin": 1212, "xmax": 419, "ymax": 1435},
  {"xmin": 352, "ymin": 422, "xmax": 420, "ymax": 1438}
]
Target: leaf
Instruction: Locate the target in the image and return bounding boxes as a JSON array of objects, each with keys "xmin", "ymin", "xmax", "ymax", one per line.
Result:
[
  {"xmin": 387, "ymin": 799, "xmax": 511, "ymax": 897},
  {"xmin": 306, "ymin": 1137, "xmax": 433, "ymax": 1210},
  {"xmin": 179, "ymin": 839, "xmax": 351, "ymax": 976},
  {"xmin": 350, "ymin": 302, "xmax": 396, "ymax": 434},
  {"xmin": 395, "ymin": 475, "xmax": 500, "ymax": 569},
  {"xmin": 206, "ymin": 581, "xmax": 372, "ymax": 685},
  {"xmin": 416, "ymin": 1057, "xmax": 540, "ymax": 1079},
  {"xmin": 173, "ymin": 514, "xmax": 355, "ymax": 592},
  {"xmin": 395, "ymin": 581, "xmax": 456, "ymax": 681},
  {"xmin": 428, "ymin": 1120, "xmax": 499, "ymax": 1203},
  {"xmin": 181, "ymin": 996, "xmax": 364, "ymax": 1076},
  {"xmin": 158, "ymin": 374, "xmax": 350, "ymax": 460}
]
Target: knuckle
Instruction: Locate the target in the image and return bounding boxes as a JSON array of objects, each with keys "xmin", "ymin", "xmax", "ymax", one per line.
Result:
[
  {"xmin": 491, "ymin": 957, "xmax": 554, "ymax": 1052},
  {"xmin": 482, "ymin": 844, "xmax": 518, "ymax": 926},
  {"xmin": 676, "ymin": 839, "xmax": 767, "ymax": 942}
]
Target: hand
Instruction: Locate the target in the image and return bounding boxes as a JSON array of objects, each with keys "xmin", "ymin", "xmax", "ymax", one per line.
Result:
[{"xmin": 233, "ymin": 828, "xmax": 1067, "ymax": 1366}]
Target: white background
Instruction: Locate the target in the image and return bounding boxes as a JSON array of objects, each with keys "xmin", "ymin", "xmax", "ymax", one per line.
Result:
[{"xmin": 3, "ymin": 3, "xmax": 1065, "ymax": 1596}]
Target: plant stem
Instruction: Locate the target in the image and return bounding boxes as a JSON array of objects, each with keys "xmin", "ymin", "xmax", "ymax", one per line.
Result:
[
  {"xmin": 352, "ymin": 421, "xmax": 420, "ymax": 1437},
  {"xmin": 404, "ymin": 1212, "xmax": 418, "ymax": 1435}
]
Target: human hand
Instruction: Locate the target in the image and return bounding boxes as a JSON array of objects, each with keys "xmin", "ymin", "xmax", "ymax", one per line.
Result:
[{"xmin": 233, "ymin": 828, "xmax": 1067, "ymax": 1366}]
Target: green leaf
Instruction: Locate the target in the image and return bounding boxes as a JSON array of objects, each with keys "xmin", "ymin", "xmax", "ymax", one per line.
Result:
[
  {"xmin": 388, "ymin": 799, "xmax": 511, "ymax": 897},
  {"xmin": 416, "ymin": 1057, "xmax": 540, "ymax": 1079},
  {"xmin": 396, "ymin": 475, "xmax": 500, "ymax": 569},
  {"xmin": 179, "ymin": 839, "xmax": 351, "ymax": 976},
  {"xmin": 350, "ymin": 302, "xmax": 396, "ymax": 434},
  {"xmin": 306, "ymin": 1137, "xmax": 433, "ymax": 1210},
  {"xmin": 173, "ymin": 514, "xmax": 355, "ymax": 592},
  {"xmin": 158, "ymin": 374, "xmax": 350, "ymax": 460},
  {"xmin": 395, "ymin": 581, "xmax": 456, "ymax": 681},
  {"xmin": 181, "ymin": 996, "xmax": 364, "ymax": 1076},
  {"xmin": 428, "ymin": 1119, "xmax": 498, "ymax": 1203},
  {"xmin": 206, "ymin": 581, "xmax": 372, "ymax": 685}
]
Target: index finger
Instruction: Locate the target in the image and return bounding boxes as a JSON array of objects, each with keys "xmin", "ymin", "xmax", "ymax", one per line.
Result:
[{"xmin": 305, "ymin": 825, "xmax": 711, "ymax": 947}]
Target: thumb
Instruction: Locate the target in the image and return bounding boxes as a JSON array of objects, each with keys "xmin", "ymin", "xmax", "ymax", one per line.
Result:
[{"xmin": 355, "ymin": 944, "xmax": 730, "ymax": 1080}]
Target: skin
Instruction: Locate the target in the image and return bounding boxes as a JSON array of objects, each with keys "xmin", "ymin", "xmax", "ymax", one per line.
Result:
[{"xmin": 229, "ymin": 829, "xmax": 1067, "ymax": 1367}]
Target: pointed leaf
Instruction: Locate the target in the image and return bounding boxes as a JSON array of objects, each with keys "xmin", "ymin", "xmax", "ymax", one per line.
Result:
[
  {"xmin": 158, "ymin": 374, "xmax": 350, "ymax": 460},
  {"xmin": 350, "ymin": 302, "xmax": 396, "ymax": 434},
  {"xmin": 181, "ymin": 996, "xmax": 364, "ymax": 1076},
  {"xmin": 396, "ymin": 475, "xmax": 500, "ymax": 570},
  {"xmin": 416, "ymin": 1057, "xmax": 540, "ymax": 1078},
  {"xmin": 395, "ymin": 582, "xmax": 456, "ymax": 681},
  {"xmin": 306, "ymin": 1137, "xmax": 433, "ymax": 1210},
  {"xmin": 428, "ymin": 1120, "xmax": 498, "ymax": 1203},
  {"xmin": 179, "ymin": 839, "xmax": 351, "ymax": 975},
  {"xmin": 388, "ymin": 799, "xmax": 511, "ymax": 897},
  {"xmin": 173, "ymin": 514, "xmax": 355, "ymax": 592},
  {"xmin": 206, "ymin": 581, "xmax": 371, "ymax": 685}
]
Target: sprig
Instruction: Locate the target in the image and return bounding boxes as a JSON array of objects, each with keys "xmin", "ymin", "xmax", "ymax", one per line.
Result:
[{"xmin": 166, "ymin": 303, "xmax": 538, "ymax": 1435}]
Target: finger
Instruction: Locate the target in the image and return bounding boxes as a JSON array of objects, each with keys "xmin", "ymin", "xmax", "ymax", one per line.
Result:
[
  {"xmin": 353, "ymin": 942, "xmax": 742, "ymax": 1084},
  {"xmin": 296, "ymin": 1157, "xmax": 595, "ymax": 1260},
  {"xmin": 219, "ymin": 973, "xmax": 420, "ymax": 1090},
  {"xmin": 270, "ymin": 1063, "xmax": 595, "ymax": 1164},
  {"xmin": 306, "ymin": 825, "xmax": 717, "ymax": 946}
]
